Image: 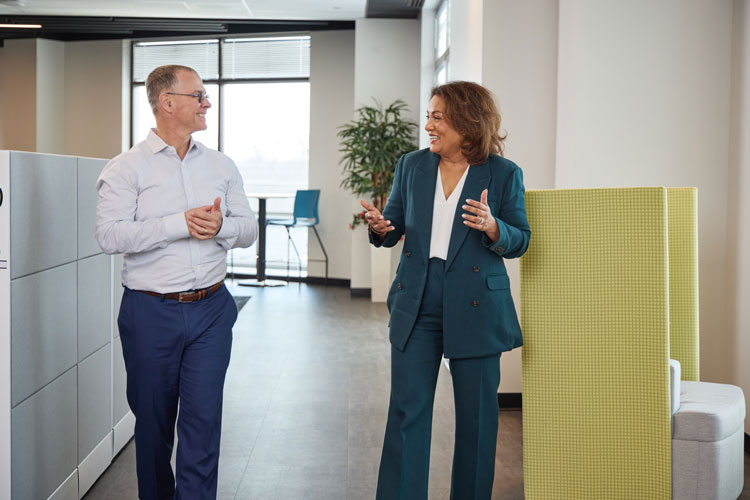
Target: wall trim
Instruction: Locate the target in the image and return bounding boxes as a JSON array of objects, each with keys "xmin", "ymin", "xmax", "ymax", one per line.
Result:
[
  {"xmin": 229, "ymin": 272, "xmax": 349, "ymax": 288},
  {"xmin": 350, "ymin": 288, "xmax": 371, "ymax": 298},
  {"xmin": 498, "ymin": 392, "xmax": 522, "ymax": 410}
]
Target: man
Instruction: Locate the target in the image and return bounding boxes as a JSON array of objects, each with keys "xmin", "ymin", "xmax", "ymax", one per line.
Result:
[{"xmin": 95, "ymin": 64, "xmax": 258, "ymax": 499}]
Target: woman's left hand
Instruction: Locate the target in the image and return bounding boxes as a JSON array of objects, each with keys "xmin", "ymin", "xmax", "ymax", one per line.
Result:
[{"xmin": 462, "ymin": 189, "xmax": 500, "ymax": 242}]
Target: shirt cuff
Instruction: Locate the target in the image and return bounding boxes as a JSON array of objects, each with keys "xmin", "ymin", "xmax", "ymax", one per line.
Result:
[
  {"xmin": 215, "ymin": 217, "xmax": 227, "ymax": 239},
  {"xmin": 163, "ymin": 212, "xmax": 190, "ymax": 241}
]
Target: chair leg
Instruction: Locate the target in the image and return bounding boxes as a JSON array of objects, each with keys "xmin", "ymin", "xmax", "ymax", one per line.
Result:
[
  {"xmin": 287, "ymin": 228, "xmax": 302, "ymax": 286},
  {"xmin": 284, "ymin": 226, "xmax": 292, "ymax": 282},
  {"xmin": 311, "ymin": 226, "xmax": 328, "ymax": 286}
]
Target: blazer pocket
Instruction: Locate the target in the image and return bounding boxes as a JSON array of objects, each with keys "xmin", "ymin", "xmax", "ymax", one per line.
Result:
[{"xmin": 486, "ymin": 274, "xmax": 510, "ymax": 290}]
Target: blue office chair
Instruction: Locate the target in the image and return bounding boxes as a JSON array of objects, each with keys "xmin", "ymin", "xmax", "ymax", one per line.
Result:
[{"xmin": 266, "ymin": 189, "xmax": 329, "ymax": 285}]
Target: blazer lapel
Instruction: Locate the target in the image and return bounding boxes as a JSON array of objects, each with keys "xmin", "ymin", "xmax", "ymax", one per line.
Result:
[
  {"xmin": 445, "ymin": 161, "xmax": 490, "ymax": 269},
  {"xmin": 413, "ymin": 153, "xmax": 439, "ymax": 260}
]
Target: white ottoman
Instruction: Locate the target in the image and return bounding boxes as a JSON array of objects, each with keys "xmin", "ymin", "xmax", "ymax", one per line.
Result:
[{"xmin": 672, "ymin": 381, "xmax": 746, "ymax": 500}]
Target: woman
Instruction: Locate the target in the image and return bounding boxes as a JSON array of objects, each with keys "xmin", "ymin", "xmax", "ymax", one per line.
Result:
[{"xmin": 361, "ymin": 81, "xmax": 530, "ymax": 500}]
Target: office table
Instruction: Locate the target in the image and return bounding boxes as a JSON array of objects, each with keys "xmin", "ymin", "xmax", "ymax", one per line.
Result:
[{"xmin": 239, "ymin": 192, "xmax": 294, "ymax": 287}]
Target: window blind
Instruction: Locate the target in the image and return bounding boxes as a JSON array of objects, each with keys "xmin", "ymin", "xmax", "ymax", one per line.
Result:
[
  {"xmin": 133, "ymin": 40, "xmax": 220, "ymax": 82},
  {"xmin": 222, "ymin": 36, "xmax": 310, "ymax": 79}
]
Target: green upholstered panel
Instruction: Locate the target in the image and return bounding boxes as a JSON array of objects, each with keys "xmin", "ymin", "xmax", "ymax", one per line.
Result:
[
  {"xmin": 521, "ymin": 188, "xmax": 672, "ymax": 500},
  {"xmin": 667, "ymin": 188, "xmax": 699, "ymax": 381}
]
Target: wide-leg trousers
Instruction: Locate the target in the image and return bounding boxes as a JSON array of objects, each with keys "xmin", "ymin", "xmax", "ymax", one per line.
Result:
[
  {"xmin": 376, "ymin": 258, "xmax": 502, "ymax": 500},
  {"xmin": 118, "ymin": 284, "xmax": 237, "ymax": 500}
]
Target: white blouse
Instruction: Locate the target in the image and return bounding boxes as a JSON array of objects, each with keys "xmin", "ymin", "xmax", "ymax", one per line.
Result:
[{"xmin": 428, "ymin": 165, "xmax": 470, "ymax": 260}]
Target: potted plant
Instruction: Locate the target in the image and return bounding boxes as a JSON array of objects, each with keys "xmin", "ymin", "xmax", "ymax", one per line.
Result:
[
  {"xmin": 338, "ymin": 99, "xmax": 419, "ymax": 229},
  {"xmin": 338, "ymin": 99, "xmax": 418, "ymax": 301}
]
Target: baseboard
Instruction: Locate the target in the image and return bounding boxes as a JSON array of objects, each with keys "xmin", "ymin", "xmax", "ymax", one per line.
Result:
[
  {"xmin": 228, "ymin": 272, "xmax": 349, "ymax": 288},
  {"xmin": 305, "ymin": 276, "xmax": 349, "ymax": 286},
  {"xmin": 78, "ymin": 431, "xmax": 113, "ymax": 498},
  {"xmin": 229, "ymin": 271, "xmax": 367, "ymax": 291},
  {"xmin": 47, "ymin": 468, "xmax": 77, "ymax": 500},
  {"xmin": 498, "ymin": 392, "xmax": 522, "ymax": 410},
  {"xmin": 113, "ymin": 411, "xmax": 135, "ymax": 456},
  {"xmin": 266, "ymin": 275, "xmax": 349, "ymax": 287}
]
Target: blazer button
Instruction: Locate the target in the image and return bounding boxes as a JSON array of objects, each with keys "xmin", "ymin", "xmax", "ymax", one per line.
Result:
[
  {"xmin": 471, "ymin": 300, "xmax": 479, "ymax": 307},
  {"xmin": 398, "ymin": 282, "xmax": 403, "ymax": 290},
  {"xmin": 405, "ymin": 251, "xmax": 411, "ymax": 257},
  {"xmin": 473, "ymin": 266, "xmax": 480, "ymax": 273}
]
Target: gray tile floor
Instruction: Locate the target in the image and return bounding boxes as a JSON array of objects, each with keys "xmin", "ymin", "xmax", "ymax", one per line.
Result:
[{"xmin": 84, "ymin": 283, "xmax": 749, "ymax": 500}]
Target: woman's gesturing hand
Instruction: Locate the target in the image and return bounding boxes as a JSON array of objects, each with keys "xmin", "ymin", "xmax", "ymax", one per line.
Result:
[
  {"xmin": 360, "ymin": 200, "xmax": 395, "ymax": 236},
  {"xmin": 462, "ymin": 189, "xmax": 500, "ymax": 243}
]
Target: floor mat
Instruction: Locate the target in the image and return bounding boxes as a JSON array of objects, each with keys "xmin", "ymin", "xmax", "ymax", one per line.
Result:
[{"xmin": 233, "ymin": 295, "xmax": 251, "ymax": 311}]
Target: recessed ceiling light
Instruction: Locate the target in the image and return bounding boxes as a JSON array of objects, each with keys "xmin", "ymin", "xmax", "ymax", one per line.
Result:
[{"xmin": 0, "ymin": 24, "xmax": 41, "ymax": 29}]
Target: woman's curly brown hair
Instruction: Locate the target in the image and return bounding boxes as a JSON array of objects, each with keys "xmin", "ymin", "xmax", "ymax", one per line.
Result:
[{"xmin": 430, "ymin": 81, "xmax": 506, "ymax": 164}]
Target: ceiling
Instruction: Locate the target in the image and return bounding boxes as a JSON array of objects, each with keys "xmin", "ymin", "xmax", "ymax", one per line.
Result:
[{"xmin": 0, "ymin": 0, "xmax": 424, "ymax": 42}]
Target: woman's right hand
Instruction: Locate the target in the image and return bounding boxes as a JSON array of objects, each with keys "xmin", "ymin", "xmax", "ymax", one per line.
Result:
[{"xmin": 360, "ymin": 200, "xmax": 395, "ymax": 237}]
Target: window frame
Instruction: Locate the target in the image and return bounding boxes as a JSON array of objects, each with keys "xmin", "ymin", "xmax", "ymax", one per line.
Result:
[
  {"xmin": 129, "ymin": 33, "xmax": 311, "ymax": 151},
  {"xmin": 434, "ymin": 0, "xmax": 450, "ymax": 85}
]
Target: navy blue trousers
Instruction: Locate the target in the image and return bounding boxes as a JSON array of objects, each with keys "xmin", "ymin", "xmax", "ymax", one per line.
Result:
[
  {"xmin": 118, "ymin": 284, "xmax": 237, "ymax": 500},
  {"xmin": 376, "ymin": 258, "xmax": 502, "ymax": 500}
]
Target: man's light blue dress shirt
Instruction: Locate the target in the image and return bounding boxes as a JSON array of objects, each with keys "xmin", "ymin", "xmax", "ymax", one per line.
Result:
[{"xmin": 96, "ymin": 129, "xmax": 258, "ymax": 293}]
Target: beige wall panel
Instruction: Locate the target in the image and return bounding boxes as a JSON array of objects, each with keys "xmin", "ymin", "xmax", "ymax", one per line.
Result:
[
  {"xmin": 309, "ymin": 30, "xmax": 355, "ymax": 280},
  {"xmin": 0, "ymin": 39, "xmax": 36, "ymax": 152}
]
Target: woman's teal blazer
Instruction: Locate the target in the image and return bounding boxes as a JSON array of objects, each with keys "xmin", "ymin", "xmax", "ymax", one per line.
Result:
[{"xmin": 370, "ymin": 148, "xmax": 531, "ymax": 359}]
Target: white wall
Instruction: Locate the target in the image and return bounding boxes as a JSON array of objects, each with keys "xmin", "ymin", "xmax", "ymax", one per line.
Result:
[
  {"xmin": 309, "ymin": 30, "xmax": 356, "ymax": 280},
  {"xmin": 449, "ymin": 0, "xmax": 484, "ymax": 82},
  {"xmin": 728, "ymin": 0, "xmax": 750, "ymax": 434},
  {"xmin": 482, "ymin": 1, "xmax": 558, "ymax": 191},
  {"xmin": 480, "ymin": 0, "xmax": 559, "ymax": 393},
  {"xmin": 350, "ymin": 18, "xmax": 421, "ymax": 289},
  {"xmin": 63, "ymin": 40, "xmax": 128, "ymax": 159},
  {"xmin": 35, "ymin": 39, "xmax": 65, "ymax": 154},
  {"xmin": 0, "ymin": 39, "xmax": 36, "ymax": 152},
  {"xmin": 555, "ymin": 0, "xmax": 734, "ymax": 384}
]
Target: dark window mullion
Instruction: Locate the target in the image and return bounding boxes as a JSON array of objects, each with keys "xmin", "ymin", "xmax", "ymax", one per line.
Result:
[{"xmin": 217, "ymin": 40, "xmax": 223, "ymax": 152}]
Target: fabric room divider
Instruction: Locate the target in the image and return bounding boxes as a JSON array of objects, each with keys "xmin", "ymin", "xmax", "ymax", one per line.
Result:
[{"xmin": 520, "ymin": 187, "xmax": 699, "ymax": 500}]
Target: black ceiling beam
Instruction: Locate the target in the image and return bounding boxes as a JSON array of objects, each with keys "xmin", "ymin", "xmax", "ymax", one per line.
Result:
[
  {"xmin": 0, "ymin": 15, "xmax": 355, "ymax": 42},
  {"xmin": 366, "ymin": 0, "xmax": 424, "ymax": 19}
]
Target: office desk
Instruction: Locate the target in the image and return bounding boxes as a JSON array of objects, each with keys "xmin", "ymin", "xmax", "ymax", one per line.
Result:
[{"xmin": 240, "ymin": 192, "xmax": 294, "ymax": 287}]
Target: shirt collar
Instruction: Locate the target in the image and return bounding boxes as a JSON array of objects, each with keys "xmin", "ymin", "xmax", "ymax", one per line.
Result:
[{"xmin": 145, "ymin": 128, "xmax": 202, "ymax": 155}]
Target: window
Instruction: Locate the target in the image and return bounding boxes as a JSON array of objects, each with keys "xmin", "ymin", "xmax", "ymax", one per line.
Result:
[
  {"xmin": 131, "ymin": 36, "xmax": 311, "ymax": 277},
  {"xmin": 435, "ymin": 0, "xmax": 450, "ymax": 85}
]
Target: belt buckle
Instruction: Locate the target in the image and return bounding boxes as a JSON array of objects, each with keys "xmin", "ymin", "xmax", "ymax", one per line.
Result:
[{"xmin": 178, "ymin": 291, "xmax": 194, "ymax": 303}]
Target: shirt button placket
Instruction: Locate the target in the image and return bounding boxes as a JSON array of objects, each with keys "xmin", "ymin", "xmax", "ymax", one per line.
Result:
[{"xmin": 181, "ymin": 154, "xmax": 202, "ymax": 287}]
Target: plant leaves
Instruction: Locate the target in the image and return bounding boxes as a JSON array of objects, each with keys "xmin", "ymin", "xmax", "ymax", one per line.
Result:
[{"xmin": 338, "ymin": 99, "xmax": 418, "ymax": 211}]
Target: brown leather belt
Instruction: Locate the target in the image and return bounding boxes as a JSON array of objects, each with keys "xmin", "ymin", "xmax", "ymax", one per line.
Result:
[{"xmin": 137, "ymin": 280, "xmax": 224, "ymax": 303}]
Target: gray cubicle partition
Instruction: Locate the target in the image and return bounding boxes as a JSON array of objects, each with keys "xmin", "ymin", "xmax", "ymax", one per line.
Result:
[{"xmin": 0, "ymin": 151, "xmax": 133, "ymax": 500}]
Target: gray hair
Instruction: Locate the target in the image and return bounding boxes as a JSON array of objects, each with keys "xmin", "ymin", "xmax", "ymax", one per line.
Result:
[{"xmin": 145, "ymin": 65, "xmax": 198, "ymax": 115}]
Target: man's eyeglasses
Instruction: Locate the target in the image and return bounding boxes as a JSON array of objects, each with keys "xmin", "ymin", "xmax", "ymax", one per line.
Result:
[{"xmin": 166, "ymin": 91, "xmax": 210, "ymax": 104}]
